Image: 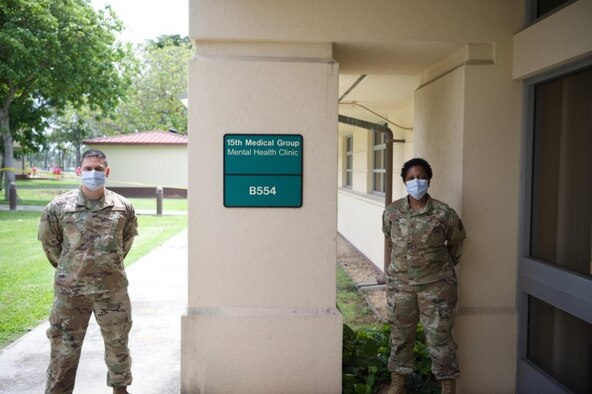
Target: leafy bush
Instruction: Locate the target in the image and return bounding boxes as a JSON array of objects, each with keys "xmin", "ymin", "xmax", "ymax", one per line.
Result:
[
  {"xmin": 343, "ymin": 323, "xmax": 391, "ymax": 394},
  {"xmin": 342, "ymin": 323, "xmax": 440, "ymax": 394}
]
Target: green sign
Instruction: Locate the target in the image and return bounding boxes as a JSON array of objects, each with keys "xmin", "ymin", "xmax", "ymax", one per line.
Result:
[{"xmin": 224, "ymin": 134, "xmax": 303, "ymax": 207}]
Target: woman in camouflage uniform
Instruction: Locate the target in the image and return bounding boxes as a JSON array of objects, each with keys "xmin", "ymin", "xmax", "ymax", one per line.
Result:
[{"xmin": 383, "ymin": 158, "xmax": 465, "ymax": 394}]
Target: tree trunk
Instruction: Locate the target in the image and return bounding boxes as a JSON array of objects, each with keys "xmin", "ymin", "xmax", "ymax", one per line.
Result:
[
  {"xmin": 0, "ymin": 148, "xmax": 4, "ymax": 192},
  {"xmin": 75, "ymin": 143, "xmax": 81, "ymax": 167},
  {"xmin": 0, "ymin": 108, "xmax": 16, "ymax": 200}
]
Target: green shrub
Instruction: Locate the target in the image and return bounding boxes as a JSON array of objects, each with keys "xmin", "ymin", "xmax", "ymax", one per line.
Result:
[
  {"xmin": 342, "ymin": 323, "xmax": 440, "ymax": 394},
  {"xmin": 342, "ymin": 323, "xmax": 391, "ymax": 394}
]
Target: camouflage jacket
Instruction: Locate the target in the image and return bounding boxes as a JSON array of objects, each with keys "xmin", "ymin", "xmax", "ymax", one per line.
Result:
[
  {"xmin": 382, "ymin": 195, "xmax": 465, "ymax": 285},
  {"xmin": 38, "ymin": 187, "xmax": 138, "ymax": 295}
]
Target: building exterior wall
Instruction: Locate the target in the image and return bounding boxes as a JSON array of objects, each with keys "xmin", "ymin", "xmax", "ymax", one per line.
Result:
[
  {"xmin": 182, "ymin": 42, "xmax": 342, "ymax": 392},
  {"xmin": 414, "ymin": 67, "xmax": 464, "ymax": 213},
  {"xmin": 190, "ymin": 0, "xmax": 516, "ymax": 49},
  {"xmin": 513, "ymin": 0, "xmax": 592, "ymax": 80},
  {"xmin": 337, "ymin": 103, "xmax": 414, "ymax": 270},
  {"xmin": 332, "ymin": 2, "xmax": 523, "ymax": 392},
  {"xmin": 186, "ymin": 0, "xmax": 592, "ymax": 392},
  {"xmin": 337, "ymin": 191, "xmax": 385, "ymax": 266},
  {"xmin": 413, "ymin": 36, "xmax": 523, "ymax": 392},
  {"xmin": 86, "ymin": 144, "xmax": 187, "ymax": 189}
]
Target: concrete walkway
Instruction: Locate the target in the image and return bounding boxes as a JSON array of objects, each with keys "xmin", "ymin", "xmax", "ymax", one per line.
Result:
[
  {"xmin": 0, "ymin": 204, "xmax": 45, "ymax": 212},
  {"xmin": 0, "ymin": 204, "xmax": 186, "ymax": 216},
  {"xmin": 0, "ymin": 230, "xmax": 187, "ymax": 394}
]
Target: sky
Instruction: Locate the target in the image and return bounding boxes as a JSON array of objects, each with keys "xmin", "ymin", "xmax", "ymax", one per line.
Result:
[{"xmin": 90, "ymin": 0, "xmax": 188, "ymax": 44}]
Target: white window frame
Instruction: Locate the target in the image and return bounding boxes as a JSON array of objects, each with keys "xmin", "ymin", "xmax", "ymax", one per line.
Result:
[
  {"xmin": 344, "ymin": 135, "xmax": 353, "ymax": 188},
  {"xmin": 371, "ymin": 130, "xmax": 386, "ymax": 194}
]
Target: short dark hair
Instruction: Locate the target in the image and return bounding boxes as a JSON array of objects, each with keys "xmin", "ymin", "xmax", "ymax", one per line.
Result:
[
  {"xmin": 81, "ymin": 149, "xmax": 108, "ymax": 166},
  {"xmin": 400, "ymin": 158, "xmax": 432, "ymax": 181}
]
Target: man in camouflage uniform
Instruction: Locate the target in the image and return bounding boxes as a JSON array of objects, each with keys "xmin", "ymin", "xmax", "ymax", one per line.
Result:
[
  {"xmin": 382, "ymin": 158, "xmax": 465, "ymax": 394},
  {"xmin": 38, "ymin": 149, "xmax": 138, "ymax": 394}
]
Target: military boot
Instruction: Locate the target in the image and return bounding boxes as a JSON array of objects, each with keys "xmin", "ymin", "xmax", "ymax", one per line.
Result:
[
  {"xmin": 386, "ymin": 373, "xmax": 406, "ymax": 394},
  {"xmin": 440, "ymin": 379, "xmax": 456, "ymax": 394},
  {"xmin": 113, "ymin": 387, "xmax": 129, "ymax": 394}
]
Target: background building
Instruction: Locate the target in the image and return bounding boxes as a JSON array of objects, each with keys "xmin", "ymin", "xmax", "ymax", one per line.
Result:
[{"xmin": 84, "ymin": 130, "xmax": 187, "ymax": 197}]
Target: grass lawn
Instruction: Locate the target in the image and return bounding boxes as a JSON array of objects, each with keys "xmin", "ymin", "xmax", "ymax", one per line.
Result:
[
  {"xmin": 337, "ymin": 264, "xmax": 381, "ymax": 330},
  {"xmin": 0, "ymin": 210, "xmax": 187, "ymax": 348},
  {"xmin": 128, "ymin": 197, "xmax": 188, "ymax": 212},
  {"xmin": 1, "ymin": 177, "xmax": 80, "ymax": 206},
  {"xmin": 0, "ymin": 211, "xmax": 54, "ymax": 348}
]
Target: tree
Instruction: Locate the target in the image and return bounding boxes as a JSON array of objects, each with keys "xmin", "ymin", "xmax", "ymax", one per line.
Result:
[
  {"xmin": 50, "ymin": 34, "xmax": 191, "ymax": 148},
  {"xmin": 101, "ymin": 34, "xmax": 191, "ymax": 134},
  {"xmin": 51, "ymin": 104, "xmax": 104, "ymax": 166},
  {"xmin": 0, "ymin": 0, "xmax": 135, "ymax": 195},
  {"xmin": 147, "ymin": 34, "xmax": 190, "ymax": 49},
  {"xmin": 0, "ymin": 95, "xmax": 49, "ymax": 187}
]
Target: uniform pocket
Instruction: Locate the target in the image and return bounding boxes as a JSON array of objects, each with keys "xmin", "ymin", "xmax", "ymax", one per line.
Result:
[
  {"xmin": 423, "ymin": 219, "xmax": 447, "ymax": 247},
  {"xmin": 107, "ymin": 212, "xmax": 122, "ymax": 240},
  {"xmin": 62, "ymin": 213, "xmax": 87, "ymax": 247},
  {"xmin": 100, "ymin": 210, "xmax": 127, "ymax": 249}
]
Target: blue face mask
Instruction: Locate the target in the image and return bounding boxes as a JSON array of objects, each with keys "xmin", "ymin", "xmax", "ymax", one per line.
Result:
[
  {"xmin": 406, "ymin": 179, "xmax": 429, "ymax": 200},
  {"xmin": 81, "ymin": 170, "xmax": 106, "ymax": 191}
]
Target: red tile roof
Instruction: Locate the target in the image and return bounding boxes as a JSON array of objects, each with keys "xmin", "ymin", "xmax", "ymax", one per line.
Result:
[{"xmin": 83, "ymin": 131, "xmax": 187, "ymax": 145}]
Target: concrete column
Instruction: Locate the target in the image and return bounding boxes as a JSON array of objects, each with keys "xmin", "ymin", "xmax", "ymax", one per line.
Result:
[
  {"xmin": 181, "ymin": 42, "xmax": 342, "ymax": 393},
  {"xmin": 414, "ymin": 42, "xmax": 521, "ymax": 393}
]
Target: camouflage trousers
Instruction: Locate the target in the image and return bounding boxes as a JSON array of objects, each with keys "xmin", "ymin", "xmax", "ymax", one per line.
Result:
[
  {"xmin": 386, "ymin": 275, "xmax": 460, "ymax": 380},
  {"xmin": 45, "ymin": 288, "xmax": 133, "ymax": 394}
]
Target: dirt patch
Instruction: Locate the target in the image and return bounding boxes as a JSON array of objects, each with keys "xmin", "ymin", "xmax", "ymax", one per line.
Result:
[{"xmin": 337, "ymin": 234, "xmax": 388, "ymax": 323}]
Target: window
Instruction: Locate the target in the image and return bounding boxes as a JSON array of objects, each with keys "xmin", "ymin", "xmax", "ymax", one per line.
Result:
[
  {"xmin": 530, "ymin": 65, "xmax": 592, "ymax": 278},
  {"xmin": 344, "ymin": 136, "xmax": 353, "ymax": 188},
  {"xmin": 527, "ymin": 0, "xmax": 576, "ymax": 23},
  {"xmin": 372, "ymin": 130, "xmax": 386, "ymax": 194},
  {"xmin": 528, "ymin": 296, "xmax": 592, "ymax": 393},
  {"xmin": 519, "ymin": 61, "xmax": 592, "ymax": 391}
]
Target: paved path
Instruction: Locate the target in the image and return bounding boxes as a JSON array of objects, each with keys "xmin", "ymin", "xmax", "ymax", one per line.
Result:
[
  {"xmin": 0, "ymin": 204, "xmax": 186, "ymax": 216},
  {"xmin": 0, "ymin": 230, "xmax": 187, "ymax": 394},
  {"xmin": 0, "ymin": 205, "xmax": 45, "ymax": 212}
]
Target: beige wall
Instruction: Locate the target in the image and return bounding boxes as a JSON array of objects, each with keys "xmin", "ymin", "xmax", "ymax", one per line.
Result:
[
  {"xmin": 191, "ymin": 0, "xmax": 517, "ymax": 52},
  {"xmin": 87, "ymin": 144, "xmax": 187, "ymax": 189},
  {"xmin": 338, "ymin": 32, "xmax": 523, "ymax": 394},
  {"xmin": 513, "ymin": 0, "xmax": 592, "ymax": 80},
  {"xmin": 337, "ymin": 103, "xmax": 414, "ymax": 270},
  {"xmin": 413, "ymin": 19, "xmax": 523, "ymax": 394},
  {"xmin": 337, "ymin": 191, "xmax": 385, "ymax": 266},
  {"xmin": 182, "ymin": 42, "xmax": 342, "ymax": 393},
  {"xmin": 414, "ymin": 66, "xmax": 465, "ymax": 213}
]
